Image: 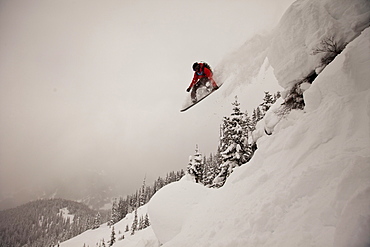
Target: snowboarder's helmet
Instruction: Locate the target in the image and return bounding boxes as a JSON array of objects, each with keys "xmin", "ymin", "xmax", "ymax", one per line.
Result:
[{"xmin": 192, "ymin": 62, "xmax": 200, "ymax": 72}]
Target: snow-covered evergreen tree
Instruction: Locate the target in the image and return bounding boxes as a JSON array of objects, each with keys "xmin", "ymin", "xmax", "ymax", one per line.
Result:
[
  {"xmin": 202, "ymin": 153, "xmax": 220, "ymax": 187},
  {"xmin": 109, "ymin": 199, "xmax": 120, "ymax": 226},
  {"xmin": 144, "ymin": 213, "xmax": 150, "ymax": 228},
  {"xmin": 260, "ymin": 91, "xmax": 275, "ymax": 113},
  {"xmin": 213, "ymin": 96, "xmax": 251, "ymax": 187},
  {"xmin": 273, "ymin": 91, "xmax": 281, "ymax": 103},
  {"xmin": 243, "ymin": 110, "xmax": 255, "ymax": 162},
  {"xmin": 117, "ymin": 197, "xmax": 127, "ymax": 221},
  {"xmin": 252, "ymin": 107, "xmax": 263, "ymax": 125},
  {"xmin": 109, "ymin": 226, "xmax": 115, "ymax": 246},
  {"xmin": 92, "ymin": 212, "xmax": 101, "ymax": 230},
  {"xmin": 131, "ymin": 209, "xmax": 138, "ymax": 235},
  {"xmin": 256, "ymin": 107, "xmax": 264, "ymax": 122},
  {"xmin": 281, "ymin": 83, "xmax": 305, "ymax": 111},
  {"xmin": 138, "ymin": 215, "xmax": 144, "ymax": 230},
  {"xmin": 139, "ymin": 176, "xmax": 146, "ymax": 207},
  {"xmin": 187, "ymin": 145, "xmax": 203, "ymax": 183},
  {"xmin": 201, "ymin": 156, "xmax": 211, "ymax": 186},
  {"xmin": 85, "ymin": 217, "xmax": 92, "ymax": 230}
]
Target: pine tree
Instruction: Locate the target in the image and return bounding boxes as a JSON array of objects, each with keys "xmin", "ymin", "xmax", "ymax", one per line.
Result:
[
  {"xmin": 187, "ymin": 145, "xmax": 203, "ymax": 183},
  {"xmin": 260, "ymin": 91, "xmax": 274, "ymax": 113},
  {"xmin": 282, "ymin": 83, "xmax": 305, "ymax": 111},
  {"xmin": 202, "ymin": 153, "xmax": 220, "ymax": 187},
  {"xmin": 243, "ymin": 110, "xmax": 255, "ymax": 162},
  {"xmin": 213, "ymin": 96, "xmax": 250, "ymax": 187},
  {"xmin": 256, "ymin": 107, "xmax": 263, "ymax": 122},
  {"xmin": 109, "ymin": 226, "xmax": 115, "ymax": 246},
  {"xmin": 131, "ymin": 209, "xmax": 138, "ymax": 235},
  {"xmin": 138, "ymin": 215, "xmax": 144, "ymax": 230},
  {"xmin": 201, "ymin": 155, "xmax": 210, "ymax": 185},
  {"xmin": 138, "ymin": 176, "xmax": 147, "ymax": 207},
  {"xmin": 244, "ymin": 110, "xmax": 255, "ymax": 133},
  {"xmin": 117, "ymin": 197, "xmax": 127, "ymax": 221},
  {"xmin": 144, "ymin": 213, "xmax": 150, "ymax": 228},
  {"xmin": 109, "ymin": 199, "xmax": 120, "ymax": 226},
  {"xmin": 273, "ymin": 91, "xmax": 281, "ymax": 103},
  {"xmin": 85, "ymin": 217, "xmax": 92, "ymax": 230},
  {"xmin": 92, "ymin": 212, "xmax": 101, "ymax": 230}
]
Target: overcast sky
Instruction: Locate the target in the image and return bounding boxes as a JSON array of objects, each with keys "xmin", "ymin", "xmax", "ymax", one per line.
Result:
[{"xmin": 0, "ymin": 0, "xmax": 293, "ymax": 201}]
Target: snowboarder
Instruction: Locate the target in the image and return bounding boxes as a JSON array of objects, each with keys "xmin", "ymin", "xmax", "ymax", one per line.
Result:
[{"xmin": 186, "ymin": 62, "xmax": 219, "ymax": 102}]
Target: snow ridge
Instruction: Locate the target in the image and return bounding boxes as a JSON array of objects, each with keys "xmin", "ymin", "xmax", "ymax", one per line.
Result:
[{"xmin": 268, "ymin": 0, "xmax": 370, "ymax": 89}]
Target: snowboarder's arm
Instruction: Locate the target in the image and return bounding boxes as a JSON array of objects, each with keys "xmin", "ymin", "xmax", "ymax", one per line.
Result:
[
  {"xmin": 204, "ymin": 68, "xmax": 218, "ymax": 88},
  {"xmin": 188, "ymin": 73, "xmax": 199, "ymax": 89},
  {"xmin": 204, "ymin": 67, "xmax": 212, "ymax": 77}
]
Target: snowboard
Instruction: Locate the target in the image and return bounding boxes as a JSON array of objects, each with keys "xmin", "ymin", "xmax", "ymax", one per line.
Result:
[{"xmin": 180, "ymin": 82, "xmax": 219, "ymax": 112}]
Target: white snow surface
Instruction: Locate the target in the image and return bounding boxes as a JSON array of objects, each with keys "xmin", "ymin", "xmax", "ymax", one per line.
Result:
[
  {"xmin": 148, "ymin": 174, "xmax": 209, "ymax": 244},
  {"xmin": 59, "ymin": 207, "xmax": 75, "ymax": 224},
  {"xmin": 268, "ymin": 0, "xmax": 370, "ymax": 89},
  {"xmin": 60, "ymin": 205, "xmax": 160, "ymax": 247},
  {"xmin": 61, "ymin": 0, "xmax": 370, "ymax": 246},
  {"xmin": 149, "ymin": 27, "xmax": 370, "ymax": 247}
]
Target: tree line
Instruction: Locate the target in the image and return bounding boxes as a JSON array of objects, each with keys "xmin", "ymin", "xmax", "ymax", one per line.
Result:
[
  {"xmin": 0, "ymin": 198, "xmax": 108, "ymax": 247},
  {"xmin": 89, "ymin": 170, "xmax": 185, "ymax": 247},
  {"xmin": 106, "ymin": 170, "xmax": 185, "ymax": 227}
]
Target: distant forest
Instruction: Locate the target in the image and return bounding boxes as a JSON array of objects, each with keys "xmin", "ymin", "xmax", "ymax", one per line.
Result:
[
  {"xmin": 0, "ymin": 198, "xmax": 108, "ymax": 247},
  {"xmin": 0, "ymin": 169, "xmax": 186, "ymax": 247},
  {"xmin": 108, "ymin": 170, "xmax": 185, "ymax": 226}
]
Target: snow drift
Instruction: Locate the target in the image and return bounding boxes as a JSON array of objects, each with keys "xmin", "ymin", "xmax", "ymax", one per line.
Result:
[
  {"xmin": 148, "ymin": 175, "xmax": 208, "ymax": 244},
  {"xmin": 268, "ymin": 0, "xmax": 370, "ymax": 89}
]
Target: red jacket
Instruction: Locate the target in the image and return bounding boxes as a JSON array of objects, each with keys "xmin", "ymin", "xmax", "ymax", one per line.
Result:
[{"xmin": 188, "ymin": 63, "xmax": 217, "ymax": 88}]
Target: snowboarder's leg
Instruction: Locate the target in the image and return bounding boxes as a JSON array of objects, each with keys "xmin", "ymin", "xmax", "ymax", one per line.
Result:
[
  {"xmin": 191, "ymin": 78, "xmax": 209, "ymax": 103},
  {"xmin": 198, "ymin": 78, "xmax": 209, "ymax": 90},
  {"xmin": 198, "ymin": 77, "xmax": 208, "ymax": 85},
  {"xmin": 191, "ymin": 83, "xmax": 199, "ymax": 102},
  {"xmin": 199, "ymin": 77, "xmax": 217, "ymax": 91},
  {"xmin": 191, "ymin": 80, "xmax": 203, "ymax": 102}
]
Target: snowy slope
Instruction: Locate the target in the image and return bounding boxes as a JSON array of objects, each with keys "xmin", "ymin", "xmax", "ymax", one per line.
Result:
[
  {"xmin": 150, "ymin": 26, "xmax": 370, "ymax": 247},
  {"xmin": 60, "ymin": 0, "xmax": 370, "ymax": 246},
  {"xmin": 60, "ymin": 205, "xmax": 159, "ymax": 247},
  {"xmin": 148, "ymin": 0, "xmax": 370, "ymax": 246}
]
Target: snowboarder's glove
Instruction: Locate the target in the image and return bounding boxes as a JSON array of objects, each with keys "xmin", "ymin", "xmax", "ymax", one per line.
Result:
[{"xmin": 186, "ymin": 87, "xmax": 191, "ymax": 92}]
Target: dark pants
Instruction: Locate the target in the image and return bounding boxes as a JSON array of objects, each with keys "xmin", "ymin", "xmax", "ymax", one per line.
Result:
[{"xmin": 191, "ymin": 78, "xmax": 209, "ymax": 101}]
